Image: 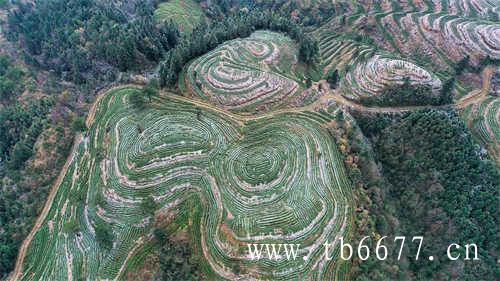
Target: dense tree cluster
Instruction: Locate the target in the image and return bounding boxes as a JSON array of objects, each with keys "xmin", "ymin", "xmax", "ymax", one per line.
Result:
[
  {"xmin": 0, "ymin": 100, "xmax": 51, "ymax": 170},
  {"xmin": 94, "ymin": 223, "xmax": 114, "ymax": 251},
  {"xmin": 159, "ymin": 9, "xmax": 318, "ymax": 87},
  {"xmin": 154, "ymin": 229, "xmax": 201, "ymax": 281},
  {"xmin": 359, "ymin": 77, "xmax": 451, "ymax": 107},
  {"xmin": 326, "ymin": 69, "xmax": 339, "ymax": 88},
  {"xmin": 354, "ymin": 110, "xmax": 499, "ymax": 280},
  {"xmin": 0, "ymin": 56, "xmax": 25, "ymax": 104},
  {"xmin": 0, "ymin": 55, "xmax": 54, "ymax": 278},
  {"xmin": 456, "ymin": 55, "xmax": 500, "ymax": 75},
  {"xmin": 7, "ymin": 0, "xmax": 180, "ymax": 84},
  {"xmin": 201, "ymin": 0, "xmax": 335, "ymax": 26},
  {"xmin": 0, "ymin": 55, "xmax": 51, "ymax": 171},
  {"xmin": 70, "ymin": 116, "xmax": 87, "ymax": 132},
  {"xmin": 0, "ymin": 101, "xmax": 51, "ymax": 275},
  {"xmin": 130, "ymin": 81, "xmax": 159, "ymax": 109}
]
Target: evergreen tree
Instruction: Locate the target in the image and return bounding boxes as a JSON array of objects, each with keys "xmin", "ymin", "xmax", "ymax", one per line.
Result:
[{"xmin": 327, "ymin": 69, "xmax": 339, "ymax": 88}]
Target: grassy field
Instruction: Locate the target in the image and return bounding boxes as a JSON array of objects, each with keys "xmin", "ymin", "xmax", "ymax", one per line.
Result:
[
  {"xmin": 16, "ymin": 86, "xmax": 353, "ymax": 280},
  {"xmin": 154, "ymin": 0, "xmax": 205, "ymax": 33}
]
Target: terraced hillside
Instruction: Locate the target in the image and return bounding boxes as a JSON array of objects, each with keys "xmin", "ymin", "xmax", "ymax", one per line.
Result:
[
  {"xmin": 314, "ymin": 0, "xmax": 499, "ymax": 99},
  {"xmin": 154, "ymin": 0, "xmax": 205, "ymax": 33},
  {"xmin": 6, "ymin": 1, "xmax": 500, "ymax": 280},
  {"xmin": 311, "ymin": 0, "xmax": 498, "ymax": 156},
  {"xmin": 316, "ymin": 33, "xmax": 374, "ymax": 77},
  {"xmin": 461, "ymin": 96, "xmax": 500, "ymax": 161},
  {"xmin": 182, "ymin": 31, "xmax": 317, "ymax": 114},
  {"xmin": 315, "ymin": 25, "xmax": 444, "ymax": 103},
  {"xmin": 341, "ymin": 54, "xmax": 442, "ymax": 101},
  {"xmin": 12, "ymin": 87, "xmax": 353, "ymax": 281},
  {"xmin": 337, "ymin": 0, "xmax": 500, "ymax": 65}
]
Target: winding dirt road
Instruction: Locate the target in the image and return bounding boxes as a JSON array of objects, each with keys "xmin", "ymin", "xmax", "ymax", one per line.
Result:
[
  {"xmin": 8, "ymin": 65, "xmax": 496, "ymax": 280},
  {"xmin": 329, "ymin": 66, "xmax": 494, "ymax": 113},
  {"xmin": 8, "ymin": 84, "xmax": 138, "ymax": 281},
  {"xmin": 455, "ymin": 66, "xmax": 494, "ymax": 109}
]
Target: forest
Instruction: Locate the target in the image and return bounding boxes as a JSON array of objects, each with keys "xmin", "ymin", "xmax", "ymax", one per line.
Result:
[
  {"xmin": 0, "ymin": 55, "xmax": 53, "ymax": 276},
  {"xmin": 352, "ymin": 110, "xmax": 498, "ymax": 280},
  {"xmin": 358, "ymin": 78, "xmax": 452, "ymax": 107},
  {"xmin": 159, "ymin": 8, "xmax": 318, "ymax": 86},
  {"xmin": 0, "ymin": 0, "xmax": 498, "ymax": 280},
  {"xmin": 7, "ymin": 0, "xmax": 180, "ymax": 84}
]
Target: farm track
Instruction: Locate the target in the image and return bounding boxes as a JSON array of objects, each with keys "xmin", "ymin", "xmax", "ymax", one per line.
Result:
[
  {"xmin": 10, "ymin": 60, "xmax": 496, "ymax": 280},
  {"xmin": 9, "ymin": 2, "xmax": 499, "ymax": 276},
  {"xmin": 9, "ymin": 84, "xmax": 138, "ymax": 281},
  {"xmin": 12, "ymin": 84, "xmax": 354, "ymax": 280},
  {"xmin": 10, "ymin": 134, "xmax": 84, "ymax": 281},
  {"xmin": 456, "ymin": 66, "xmax": 494, "ymax": 109}
]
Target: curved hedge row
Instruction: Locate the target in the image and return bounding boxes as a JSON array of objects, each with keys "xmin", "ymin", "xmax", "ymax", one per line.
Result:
[
  {"xmin": 17, "ymin": 86, "xmax": 353, "ymax": 281},
  {"xmin": 342, "ymin": 54, "xmax": 442, "ymax": 101},
  {"xmin": 462, "ymin": 96, "xmax": 500, "ymax": 162},
  {"xmin": 183, "ymin": 31, "xmax": 317, "ymax": 114}
]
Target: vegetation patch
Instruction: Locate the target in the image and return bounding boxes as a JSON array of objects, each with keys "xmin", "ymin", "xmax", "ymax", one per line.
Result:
[
  {"xmin": 154, "ymin": 0, "xmax": 205, "ymax": 33},
  {"xmin": 355, "ymin": 110, "xmax": 499, "ymax": 280},
  {"xmin": 461, "ymin": 96, "xmax": 500, "ymax": 162},
  {"xmin": 7, "ymin": 0, "xmax": 180, "ymax": 83},
  {"xmin": 358, "ymin": 78, "xmax": 448, "ymax": 107},
  {"xmin": 184, "ymin": 31, "xmax": 316, "ymax": 114},
  {"xmin": 16, "ymin": 87, "xmax": 353, "ymax": 280}
]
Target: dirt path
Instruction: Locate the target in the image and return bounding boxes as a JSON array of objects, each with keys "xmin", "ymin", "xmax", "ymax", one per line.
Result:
[
  {"xmin": 9, "ymin": 84, "xmax": 137, "ymax": 281},
  {"xmin": 456, "ymin": 66, "xmax": 494, "ymax": 109},
  {"xmin": 9, "ymin": 135, "xmax": 83, "ymax": 281},
  {"xmin": 9, "ymin": 63, "xmax": 496, "ymax": 279}
]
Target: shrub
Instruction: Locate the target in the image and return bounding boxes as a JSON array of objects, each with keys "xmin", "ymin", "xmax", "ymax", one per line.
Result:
[{"xmin": 71, "ymin": 117, "xmax": 87, "ymax": 132}]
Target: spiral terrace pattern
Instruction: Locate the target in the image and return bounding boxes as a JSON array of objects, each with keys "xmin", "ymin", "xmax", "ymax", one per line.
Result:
[
  {"xmin": 16, "ymin": 87, "xmax": 353, "ymax": 280},
  {"xmin": 314, "ymin": 19, "xmax": 442, "ymax": 102},
  {"xmin": 184, "ymin": 31, "xmax": 313, "ymax": 114},
  {"xmin": 341, "ymin": 55, "xmax": 442, "ymax": 100}
]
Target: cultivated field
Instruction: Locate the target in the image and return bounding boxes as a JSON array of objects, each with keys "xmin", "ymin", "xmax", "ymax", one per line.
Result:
[
  {"xmin": 315, "ymin": 25, "xmax": 444, "ymax": 102},
  {"xmin": 341, "ymin": 54, "xmax": 442, "ymax": 100},
  {"xmin": 340, "ymin": 0, "xmax": 500, "ymax": 64},
  {"xmin": 182, "ymin": 31, "xmax": 317, "ymax": 114},
  {"xmin": 154, "ymin": 0, "xmax": 205, "ymax": 33},
  {"xmin": 313, "ymin": 0, "xmax": 499, "ymax": 100},
  {"xmin": 462, "ymin": 96, "xmax": 500, "ymax": 162},
  {"xmin": 10, "ymin": 1, "xmax": 500, "ymax": 279},
  {"xmin": 13, "ymin": 86, "xmax": 353, "ymax": 280}
]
